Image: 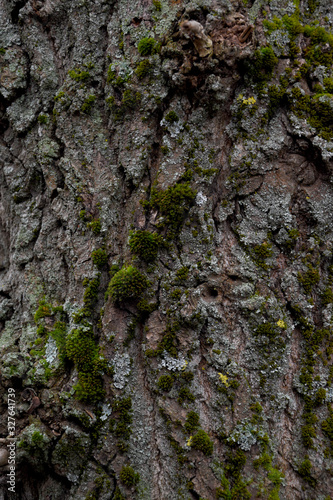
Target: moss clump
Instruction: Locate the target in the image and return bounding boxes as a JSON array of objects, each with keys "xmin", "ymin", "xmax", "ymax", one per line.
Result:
[
  {"xmin": 175, "ymin": 266, "xmax": 189, "ymax": 282},
  {"xmin": 321, "ymin": 287, "xmax": 333, "ymax": 306},
  {"xmin": 250, "ymin": 46, "xmax": 278, "ymax": 83},
  {"xmin": 50, "ymin": 321, "xmax": 67, "ymax": 363},
  {"xmin": 91, "ymin": 249, "xmax": 108, "ymax": 269},
  {"xmin": 66, "ymin": 328, "xmax": 97, "ymax": 372},
  {"xmin": 145, "ymin": 182, "xmax": 197, "ymax": 239},
  {"xmin": 135, "ymin": 60, "xmax": 152, "ymax": 79},
  {"xmin": 34, "ymin": 300, "xmax": 53, "ymax": 323},
  {"xmin": 119, "ymin": 465, "xmax": 140, "ymax": 487},
  {"xmin": 137, "ymin": 37, "xmax": 157, "ymax": 56},
  {"xmin": 301, "ymin": 424, "xmax": 316, "ymax": 448},
  {"xmin": 81, "ymin": 94, "xmax": 96, "ymax": 113},
  {"xmin": 74, "ymin": 370, "xmax": 105, "ymax": 404},
  {"xmin": 110, "ymin": 397, "xmax": 133, "ymax": 444},
  {"xmin": 298, "ymin": 456, "xmax": 316, "ymax": 487},
  {"xmin": 152, "ymin": 0, "xmax": 161, "ymax": 10},
  {"xmin": 254, "ymin": 322, "xmax": 278, "ymax": 339},
  {"xmin": 298, "ymin": 264, "xmax": 320, "ymax": 294},
  {"xmin": 18, "ymin": 430, "xmax": 46, "ymax": 455},
  {"xmin": 190, "ymin": 430, "xmax": 213, "ymax": 455},
  {"xmin": 37, "ymin": 114, "xmax": 48, "ymax": 124},
  {"xmin": 107, "ymin": 266, "xmax": 149, "ymax": 302},
  {"xmin": 113, "ymin": 487, "xmax": 125, "ymax": 500},
  {"xmin": 289, "ymin": 87, "xmax": 333, "ymax": 140},
  {"xmin": 121, "ymin": 89, "xmax": 141, "ymax": 109},
  {"xmin": 322, "ymin": 413, "xmax": 333, "ymax": 442},
  {"xmin": 66, "ymin": 321, "xmax": 106, "ymax": 403},
  {"xmin": 157, "ymin": 374, "xmax": 174, "ymax": 391},
  {"xmin": 307, "ymin": 0, "xmax": 319, "ymax": 14},
  {"xmin": 107, "ymin": 89, "xmax": 142, "ymax": 121},
  {"xmin": 78, "ymin": 276, "xmax": 100, "ymax": 318},
  {"xmin": 129, "ymin": 230, "xmax": 161, "ymax": 262},
  {"xmin": 285, "ymin": 228, "xmax": 300, "ymax": 251},
  {"xmin": 263, "ymin": 16, "xmax": 283, "ymax": 34},
  {"xmin": 324, "ymin": 77, "xmax": 333, "ymax": 94},
  {"xmin": 68, "ymin": 68, "xmax": 90, "ymax": 82},
  {"xmin": 86, "ymin": 219, "xmax": 101, "ymax": 234},
  {"xmin": 184, "ymin": 411, "xmax": 199, "ymax": 433},
  {"xmin": 178, "ymin": 386, "xmax": 195, "ymax": 405},
  {"xmin": 216, "ymin": 475, "xmax": 251, "ymax": 500},
  {"xmin": 252, "ymin": 241, "xmax": 273, "ymax": 269},
  {"xmin": 107, "ymin": 64, "xmax": 116, "ymax": 83},
  {"xmin": 170, "ymin": 289, "xmax": 182, "ymax": 301},
  {"xmin": 165, "ymin": 110, "xmax": 179, "ymax": 123}
]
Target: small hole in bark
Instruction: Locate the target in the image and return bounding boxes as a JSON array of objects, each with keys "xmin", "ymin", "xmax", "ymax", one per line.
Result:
[{"xmin": 132, "ymin": 17, "xmax": 142, "ymax": 26}]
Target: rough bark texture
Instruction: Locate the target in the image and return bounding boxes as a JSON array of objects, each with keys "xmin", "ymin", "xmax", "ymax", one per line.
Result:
[{"xmin": 1, "ymin": 0, "xmax": 333, "ymax": 498}]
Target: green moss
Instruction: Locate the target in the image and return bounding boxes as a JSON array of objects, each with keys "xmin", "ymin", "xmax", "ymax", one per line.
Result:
[
  {"xmin": 322, "ymin": 287, "xmax": 333, "ymax": 306},
  {"xmin": 216, "ymin": 476, "xmax": 251, "ymax": 499},
  {"xmin": 50, "ymin": 321, "xmax": 67, "ymax": 363},
  {"xmin": 262, "ymin": 16, "xmax": 283, "ymax": 34},
  {"xmin": 135, "ymin": 60, "xmax": 152, "ymax": 79},
  {"xmin": 110, "ymin": 397, "xmax": 133, "ymax": 444},
  {"xmin": 184, "ymin": 411, "xmax": 200, "ymax": 433},
  {"xmin": 66, "ymin": 328, "xmax": 97, "ymax": 371},
  {"xmin": 322, "ymin": 413, "xmax": 333, "ymax": 441},
  {"xmin": 324, "ymin": 77, "xmax": 333, "ymax": 94},
  {"xmin": 74, "ymin": 369, "xmax": 105, "ymax": 404},
  {"xmin": 18, "ymin": 430, "xmax": 46, "ymax": 454},
  {"xmin": 81, "ymin": 94, "xmax": 96, "ymax": 113},
  {"xmin": 178, "ymin": 386, "xmax": 195, "ymax": 404},
  {"xmin": 111, "ymin": 397, "xmax": 133, "ymax": 443},
  {"xmin": 107, "ymin": 64, "xmax": 116, "ymax": 83},
  {"xmin": 37, "ymin": 114, "xmax": 48, "ymax": 124},
  {"xmin": 107, "ymin": 265, "xmax": 149, "ymax": 302},
  {"xmin": 307, "ymin": 0, "xmax": 319, "ymax": 14},
  {"xmin": 68, "ymin": 68, "xmax": 90, "ymax": 82},
  {"xmin": 170, "ymin": 288, "xmax": 182, "ymax": 301},
  {"xmin": 34, "ymin": 300, "xmax": 52, "ymax": 323},
  {"xmin": 86, "ymin": 219, "xmax": 101, "ymax": 234},
  {"xmin": 91, "ymin": 248, "xmax": 108, "ymax": 269},
  {"xmin": 152, "ymin": 0, "xmax": 161, "ymax": 10},
  {"xmin": 298, "ymin": 456, "xmax": 316, "ymax": 487},
  {"xmin": 175, "ymin": 266, "xmax": 189, "ymax": 282},
  {"xmin": 137, "ymin": 298, "xmax": 157, "ymax": 315},
  {"xmin": 122, "ymin": 89, "xmax": 141, "ymax": 109},
  {"xmin": 190, "ymin": 430, "xmax": 213, "ymax": 455},
  {"xmin": 165, "ymin": 111, "xmax": 179, "ymax": 123},
  {"xmin": 81, "ymin": 276, "xmax": 100, "ymax": 317},
  {"xmin": 66, "ymin": 275, "xmax": 106, "ymax": 406},
  {"xmin": 289, "ymin": 87, "xmax": 333, "ymax": 140},
  {"xmin": 145, "ymin": 182, "xmax": 197, "ymax": 240},
  {"xmin": 138, "ymin": 37, "xmax": 157, "ymax": 56},
  {"xmin": 119, "ymin": 465, "xmax": 140, "ymax": 487},
  {"xmin": 284, "ymin": 228, "xmax": 300, "ymax": 251},
  {"xmin": 157, "ymin": 374, "xmax": 174, "ymax": 391},
  {"xmin": 113, "ymin": 487, "xmax": 125, "ymax": 500},
  {"xmin": 252, "ymin": 241, "xmax": 273, "ymax": 269},
  {"xmin": 250, "ymin": 46, "xmax": 278, "ymax": 84},
  {"xmin": 254, "ymin": 322, "xmax": 278, "ymax": 339},
  {"xmin": 301, "ymin": 424, "xmax": 316, "ymax": 448},
  {"xmin": 298, "ymin": 264, "xmax": 320, "ymax": 294},
  {"xmin": 181, "ymin": 371, "xmax": 194, "ymax": 383},
  {"xmin": 129, "ymin": 230, "xmax": 161, "ymax": 262}
]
